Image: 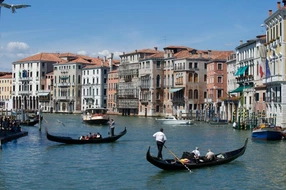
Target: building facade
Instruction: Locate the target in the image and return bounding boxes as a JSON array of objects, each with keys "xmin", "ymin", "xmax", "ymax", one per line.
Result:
[
  {"xmin": 0, "ymin": 73, "xmax": 12, "ymax": 110},
  {"xmin": 12, "ymin": 53, "xmax": 61, "ymax": 111}
]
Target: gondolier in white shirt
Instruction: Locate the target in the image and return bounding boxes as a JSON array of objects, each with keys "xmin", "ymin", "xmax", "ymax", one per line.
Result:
[
  {"xmin": 109, "ymin": 119, "xmax": 115, "ymax": 136},
  {"xmin": 153, "ymin": 128, "xmax": 167, "ymax": 159}
]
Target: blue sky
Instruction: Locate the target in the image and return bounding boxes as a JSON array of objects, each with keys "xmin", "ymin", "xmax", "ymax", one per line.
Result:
[{"xmin": 0, "ymin": 0, "xmax": 280, "ymax": 71}]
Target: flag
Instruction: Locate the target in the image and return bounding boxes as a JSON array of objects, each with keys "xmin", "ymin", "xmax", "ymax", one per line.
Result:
[
  {"xmin": 265, "ymin": 59, "xmax": 271, "ymax": 79},
  {"xmin": 259, "ymin": 60, "xmax": 264, "ymax": 78}
]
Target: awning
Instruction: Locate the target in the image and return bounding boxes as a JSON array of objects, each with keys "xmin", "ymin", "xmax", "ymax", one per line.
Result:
[
  {"xmin": 235, "ymin": 66, "xmax": 249, "ymax": 76},
  {"xmin": 229, "ymin": 85, "xmax": 252, "ymax": 93},
  {"xmin": 169, "ymin": 88, "xmax": 183, "ymax": 93},
  {"xmin": 240, "ymin": 66, "xmax": 248, "ymax": 75},
  {"xmin": 235, "ymin": 67, "xmax": 243, "ymax": 76},
  {"xmin": 38, "ymin": 92, "xmax": 50, "ymax": 96}
]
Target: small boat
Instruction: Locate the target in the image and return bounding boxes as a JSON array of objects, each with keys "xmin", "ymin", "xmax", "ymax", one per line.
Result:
[
  {"xmin": 155, "ymin": 115, "xmax": 177, "ymax": 122},
  {"xmin": 20, "ymin": 119, "xmax": 39, "ymax": 126},
  {"xmin": 82, "ymin": 107, "xmax": 110, "ymax": 125},
  {"xmin": 146, "ymin": 138, "xmax": 248, "ymax": 170},
  {"xmin": 46, "ymin": 127, "xmax": 127, "ymax": 144},
  {"xmin": 162, "ymin": 120, "xmax": 194, "ymax": 125},
  {"xmin": 252, "ymin": 124, "xmax": 282, "ymax": 140}
]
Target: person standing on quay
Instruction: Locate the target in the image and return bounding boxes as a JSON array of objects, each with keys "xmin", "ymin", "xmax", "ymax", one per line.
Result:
[
  {"xmin": 109, "ymin": 119, "xmax": 115, "ymax": 136},
  {"xmin": 153, "ymin": 128, "xmax": 167, "ymax": 159}
]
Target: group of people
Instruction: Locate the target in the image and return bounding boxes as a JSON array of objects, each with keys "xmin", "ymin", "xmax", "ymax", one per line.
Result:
[
  {"xmin": 78, "ymin": 118, "xmax": 115, "ymax": 140},
  {"xmin": 79, "ymin": 132, "xmax": 102, "ymax": 140},
  {"xmin": 153, "ymin": 128, "xmax": 215, "ymax": 163},
  {"xmin": 0, "ymin": 116, "xmax": 22, "ymax": 133}
]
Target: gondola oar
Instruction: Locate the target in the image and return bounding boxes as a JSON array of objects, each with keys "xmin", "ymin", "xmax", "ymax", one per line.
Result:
[
  {"xmin": 57, "ymin": 119, "xmax": 66, "ymax": 126},
  {"xmin": 164, "ymin": 145, "xmax": 192, "ymax": 173}
]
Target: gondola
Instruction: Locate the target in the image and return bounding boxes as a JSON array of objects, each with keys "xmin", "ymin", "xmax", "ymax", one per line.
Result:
[
  {"xmin": 146, "ymin": 138, "xmax": 248, "ymax": 170},
  {"xmin": 20, "ymin": 119, "xmax": 39, "ymax": 126},
  {"xmin": 46, "ymin": 127, "xmax": 127, "ymax": 144}
]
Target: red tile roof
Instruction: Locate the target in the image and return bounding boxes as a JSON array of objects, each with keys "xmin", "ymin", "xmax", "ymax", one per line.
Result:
[
  {"xmin": 14, "ymin": 53, "xmax": 64, "ymax": 63},
  {"xmin": 0, "ymin": 74, "xmax": 12, "ymax": 79}
]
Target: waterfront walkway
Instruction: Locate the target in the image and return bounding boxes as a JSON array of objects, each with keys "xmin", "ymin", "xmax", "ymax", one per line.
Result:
[{"xmin": 0, "ymin": 129, "xmax": 28, "ymax": 147}]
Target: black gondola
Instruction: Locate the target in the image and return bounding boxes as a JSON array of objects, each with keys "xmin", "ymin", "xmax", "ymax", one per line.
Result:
[
  {"xmin": 146, "ymin": 138, "xmax": 248, "ymax": 170},
  {"xmin": 46, "ymin": 127, "xmax": 127, "ymax": 144},
  {"xmin": 20, "ymin": 119, "xmax": 39, "ymax": 126}
]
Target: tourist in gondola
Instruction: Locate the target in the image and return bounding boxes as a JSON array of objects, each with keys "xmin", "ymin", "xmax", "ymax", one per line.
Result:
[
  {"xmin": 153, "ymin": 128, "xmax": 167, "ymax": 159},
  {"xmin": 205, "ymin": 149, "xmax": 215, "ymax": 161}
]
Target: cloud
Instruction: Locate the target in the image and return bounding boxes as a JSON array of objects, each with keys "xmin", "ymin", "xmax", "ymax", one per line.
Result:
[
  {"xmin": 77, "ymin": 50, "xmax": 88, "ymax": 55},
  {"xmin": 6, "ymin": 42, "xmax": 30, "ymax": 53}
]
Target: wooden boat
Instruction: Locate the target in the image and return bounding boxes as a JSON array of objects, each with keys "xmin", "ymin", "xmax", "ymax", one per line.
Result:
[
  {"xmin": 146, "ymin": 138, "xmax": 248, "ymax": 170},
  {"xmin": 20, "ymin": 119, "xmax": 39, "ymax": 126},
  {"xmin": 82, "ymin": 108, "xmax": 109, "ymax": 125},
  {"xmin": 46, "ymin": 127, "xmax": 127, "ymax": 144},
  {"xmin": 252, "ymin": 125, "xmax": 283, "ymax": 140}
]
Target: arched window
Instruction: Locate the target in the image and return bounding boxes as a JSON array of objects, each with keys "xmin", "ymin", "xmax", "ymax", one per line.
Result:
[
  {"xmin": 194, "ymin": 89, "xmax": 198, "ymax": 99},
  {"xmin": 189, "ymin": 89, "xmax": 193, "ymax": 99},
  {"xmin": 194, "ymin": 73, "xmax": 199, "ymax": 82}
]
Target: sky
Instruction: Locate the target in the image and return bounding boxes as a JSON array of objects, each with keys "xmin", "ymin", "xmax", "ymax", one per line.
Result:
[{"xmin": 0, "ymin": 0, "xmax": 281, "ymax": 71}]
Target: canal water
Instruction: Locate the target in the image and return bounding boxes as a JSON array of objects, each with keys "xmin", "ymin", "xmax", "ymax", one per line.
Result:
[{"xmin": 0, "ymin": 114, "xmax": 286, "ymax": 190}]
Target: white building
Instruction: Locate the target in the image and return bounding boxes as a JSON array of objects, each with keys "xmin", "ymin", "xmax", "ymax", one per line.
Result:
[
  {"xmin": 82, "ymin": 60, "xmax": 110, "ymax": 110},
  {"xmin": 12, "ymin": 53, "xmax": 62, "ymax": 111}
]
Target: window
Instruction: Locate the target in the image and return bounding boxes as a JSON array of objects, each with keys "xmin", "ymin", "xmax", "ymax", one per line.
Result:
[
  {"xmin": 218, "ymin": 76, "xmax": 222, "ymax": 83},
  {"xmin": 204, "ymin": 75, "xmax": 207, "ymax": 82},
  {"xmin": 263, "ymin": 92, "xmax": 266, "ymax": 101},
  {"xmin": 218, "ymin": 63, "xmax": 222, "ymax": 70},
  {"xmin": 255, "ymin": 93, "xmax": 259, "ymax": 101},
  {"xmin": 78, "ymin": 75, "xmax": 81, "ymax": 84},
  {"xmin": 194, "ymin": 62, "xmax": 198, "ymax": 69}
]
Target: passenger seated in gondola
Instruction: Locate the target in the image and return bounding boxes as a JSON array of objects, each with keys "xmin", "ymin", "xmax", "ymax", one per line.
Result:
[
  {"xmin": 96, "ymin": 132, "xmax": 102, "ymax": 139},
  {"xmin": 79, "ymin": 136, "xmax": 85, "ymax": 140},
  {"xmin": 85, "ymin": 135, "xmax": 90, "ymax": 140},
  {"xmin": 205, "ymin": 149, "xmax": 215, "ymax": 161}
]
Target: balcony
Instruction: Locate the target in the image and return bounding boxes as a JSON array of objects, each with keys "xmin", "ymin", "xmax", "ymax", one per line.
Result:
[
  {"xmin": 58, "ymin": 83, "xmax": 71, "ymax": 87},
  {"xmin": 18, "ymin": 91, "xmax": 31, "ymax": 95},
  {"xmin": 19, "ymin": 77, "xmax": 32, "ymax": 82},
  {"xmin": 236, "ymin": 75, "xmax": 254, "ymax": 83}
]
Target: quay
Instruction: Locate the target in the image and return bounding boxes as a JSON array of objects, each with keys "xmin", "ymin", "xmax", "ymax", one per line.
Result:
[{"xmin": 0, "ymin": 130, "xmax": 28, "ymax": 148}]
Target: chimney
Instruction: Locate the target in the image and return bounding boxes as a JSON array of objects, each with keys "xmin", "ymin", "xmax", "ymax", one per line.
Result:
[
  {"xmin": 109, "ymin": 53, "xmax": 113, "ymax": 72},
  {"xmin": 269, "ymin": 10, "xmax": 272, "ymax": 16},
  {"xmin": 278, "ymin": 2, "xmax": 281, "ymax": 9},
  {"xmin": 240, "ymin": 40, "xmax": 243, "ymax": 45},
  {"xmin": 154, "ymin": 47, "xmax": 158, "ymax": 51}
]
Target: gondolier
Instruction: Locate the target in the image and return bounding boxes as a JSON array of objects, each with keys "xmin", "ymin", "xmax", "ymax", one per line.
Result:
[
  {"xmin": 153, "ymin": 128, "xmax": 167, "ymax": 159},
  {"xmin": 109, "ymin": 119, "xmax": 115, "ymax": 136}
]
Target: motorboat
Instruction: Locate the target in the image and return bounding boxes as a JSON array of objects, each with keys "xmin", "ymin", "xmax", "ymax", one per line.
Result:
[
  {"xmin": 252, "ymin": 125, "xmax": 283, "ymax": 140},
  {"xmin": 163, "ymin": 119, "xmax": 194, "ymax": 125},
  {"xmin": 82, "ymin": 108, "xmax": 110, "ymax": 125},
  {"xmin": 155, "ymin": 115, "xmax": 177, "ymax": 122}
]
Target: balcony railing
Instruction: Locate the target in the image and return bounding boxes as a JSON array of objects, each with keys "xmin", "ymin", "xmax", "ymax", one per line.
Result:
[
  {"xmin": 19, "ymin": 77, "xmax": 32, "ymax": 81},
  {"xmin": 18, "ymin": 91, "xmax": 31, "ymax": 95},
  {"xmin": 58, "ymin": 83, "xmax": 71, "ymax": 87}
]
